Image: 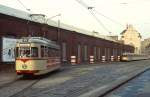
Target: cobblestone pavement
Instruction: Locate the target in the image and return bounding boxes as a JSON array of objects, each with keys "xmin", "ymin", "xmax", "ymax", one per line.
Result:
[
  {"xmin": 105, "ymin": 68, "xmax": 150, "ymax": 97},
  {"xmin": 0, "ymin": 79, "xmax": 39, "ymax": 97},
  {"xmin": 0, "ymin": 65, "xmax": 18, "ymax": 87},
  {"xmin": 9, "ymin": 60, "xmax": 150, "ymax": 97},
  {"xmin": 0, "ymin": 73, "xmax": 17, "ymax": 87}
]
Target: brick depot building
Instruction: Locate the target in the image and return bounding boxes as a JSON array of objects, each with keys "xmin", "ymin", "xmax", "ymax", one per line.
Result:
[{"xmin": 0, "ymin": 5, "xmax": 134, "ymax": 64}]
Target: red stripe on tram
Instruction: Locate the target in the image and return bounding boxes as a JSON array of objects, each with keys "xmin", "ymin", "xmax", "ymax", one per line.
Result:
[
  {"xmin": 16, "ymin": 58, "xmax": 48, "ymax": 63},
  {"xmin": 16, "ymin": 58, "xmax": 31, "ymax": 63}
]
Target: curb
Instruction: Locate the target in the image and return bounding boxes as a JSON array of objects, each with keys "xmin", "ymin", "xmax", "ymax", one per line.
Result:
[{"xmin": 79, "ymin": 66, "xmax": 150, "ymax": 97}]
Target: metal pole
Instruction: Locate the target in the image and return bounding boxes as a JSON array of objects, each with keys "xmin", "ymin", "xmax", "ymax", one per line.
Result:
[{"xmin": 57, "ymin": 19, "xmax": 60, "ymax": 43}]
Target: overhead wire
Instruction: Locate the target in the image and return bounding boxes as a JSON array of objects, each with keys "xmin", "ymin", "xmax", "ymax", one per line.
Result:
[
  {"xmin": 75, "ymin": 0, "xmax": 124, "ymax": 34},
  {"xmin": 16, "ymin": 0, "xmax": 33, "ymax": 13},
  {"xmin": 75, "ymin": 0, "xmax": 111, "ymax": 33},
  {"xmin": 75, "ymin": 0, "xmax": 89, "ymax": 9},
  {"xmin": 89, "ymin": 9, "xmax": 111, "ymax": 33},
  {"xmin": 93, "ymin": 10, "xmax": 124, "ymax": 27}
]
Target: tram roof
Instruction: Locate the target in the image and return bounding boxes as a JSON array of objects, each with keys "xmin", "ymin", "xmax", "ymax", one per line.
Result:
[
  {"xmin": 17, "ymin": 37, "xmax": 60, "ymax": 49},
  {"xmin": 0, "ymin": 5, "xmax": 117, "ymax": 42}
]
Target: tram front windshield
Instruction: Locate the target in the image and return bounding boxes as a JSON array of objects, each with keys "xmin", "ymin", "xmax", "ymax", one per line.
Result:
[{"xmin": 16, "ymin": 47, "xmax": 38, "ymax": 58}]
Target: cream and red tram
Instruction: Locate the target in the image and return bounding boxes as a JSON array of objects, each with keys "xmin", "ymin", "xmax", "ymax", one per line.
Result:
[
  {"xmin": 15, "ymin": 37, "xmax": 61, "ymax": 75},
  {"xmin": 121, "ymin": 53, "xmax": 148, "ymax": 61}
]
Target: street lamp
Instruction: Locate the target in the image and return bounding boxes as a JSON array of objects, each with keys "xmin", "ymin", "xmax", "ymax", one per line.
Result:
[
  {"xmin": 45, "ymin": 14, "xmax": 61, "ymax": 24},
  {"xmin": 45, "ymin": 14, "xmax": 61, "ymax": 42}
]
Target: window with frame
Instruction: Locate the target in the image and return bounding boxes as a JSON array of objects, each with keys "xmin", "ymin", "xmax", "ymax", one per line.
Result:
[
  {"xmin": 15, "ymin": 47, "xmax": 19, "ymax": 58},
  {"xmin": 31, "ymin": 47, "xmax": 38, "ymax": 57},
  {"xmin": 48, "ymin": 47, "xmax": 59, "ymax": 57},
  {"xmin": 84, "ymin": 45, "xmax": 88, "ymax": 61},
  {"xmin": 94, "ymin": 47, "xmax": 97, "ymax": 60},
  {"xmin": 41, "ymin": 46, "xmax": 44, "ymax": 57},
  {"xmin": 62, "ymin": 42, "xmax": 67, "ymax": 61}
]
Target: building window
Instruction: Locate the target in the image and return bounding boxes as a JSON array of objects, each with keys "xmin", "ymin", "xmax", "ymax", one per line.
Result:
[
  {"xmin": 112, "ymin": 48, "xmax": 116, "ymax": 56},
  {"xmin": 84, "ymin": 45, "xmax": 88, "ymax": 61},
  {"xmin": 98, "ymin": 47, "xmax": 101, "ymax": 59},
  {"xmin": 62, "ymin": 42, "xmax": 67, "ymax": 62},
  {"xmin": 104, "ymin": 48, "xmax": 107, "ymax": 57},
  {"xmin": 94, "ymin": 47, "xmax": 97, "ymax": 60},
  {"xmin": 77, "ymin": 44, "xmax": 81, "ymax": 62},
  {"xmin": 107, "ymin": 48, "xmax": 110, "ymax": 60}
]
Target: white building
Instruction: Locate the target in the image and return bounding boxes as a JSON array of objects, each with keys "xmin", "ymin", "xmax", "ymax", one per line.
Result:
[
  {"xmin": 120, "ymin": 24, "xmax": 142, "ymax": 54},
  {"xmin": 141, "ymin": 38, "xmax": 150, "ymax": 55}
]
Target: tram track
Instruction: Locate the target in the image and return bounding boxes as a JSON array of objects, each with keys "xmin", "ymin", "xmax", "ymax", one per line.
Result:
[
  {"xmin": 0, "ymin": 60, "xmax": 150, "ymax": 97},
  {"xmin": 0, "ymin": 76, "xmax": 41, "ymax": 97},
  {"xmin": 1, "ymin": 69, "xmax": 63, "ymax": 97},
  {"xmin": 0, "ymin": 78, "xmax": 19, "ymax": 90},
  {"xmin": 78, "ymin": 62, "xmax": 150, "ymax": 97},
  {"xmin": 9, "ymin": 79, "xmax": 40, "ymax": 97},
  {"xmin": 99, "ymin": 67, "xmax": 150, "ymax": 97}
]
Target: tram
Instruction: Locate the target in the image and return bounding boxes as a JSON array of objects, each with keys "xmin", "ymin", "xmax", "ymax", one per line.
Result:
[
  {"xmin": 121, "ymin": 53, "xmax": 148, "ymax": 61},
  {"xmin": 15, "ymin": 37, "xmax": 61, "ymax": 75}
]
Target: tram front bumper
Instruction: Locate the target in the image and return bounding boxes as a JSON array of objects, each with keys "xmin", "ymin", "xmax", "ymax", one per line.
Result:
[{"xmin": 16, "ymin": 70, "xmax": 39, "ymax": 75}]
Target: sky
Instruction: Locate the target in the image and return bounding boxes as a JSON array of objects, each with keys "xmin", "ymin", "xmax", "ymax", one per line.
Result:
[{"xmin": 0, "ymin": 0, "xmax": 150, "ymax": 39}]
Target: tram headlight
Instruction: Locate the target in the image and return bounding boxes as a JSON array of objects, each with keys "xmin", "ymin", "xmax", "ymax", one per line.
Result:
[
  {"xmin": 122, "ymin": 57, "xmax": 128, "ymax": 60},
  {"xmin": 22, "ymin": 64, "xmax": 27, "ymax": 69}
]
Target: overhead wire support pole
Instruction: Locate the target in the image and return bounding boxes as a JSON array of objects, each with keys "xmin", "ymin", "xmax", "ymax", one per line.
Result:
[
  {"xmin": 46, "ymin": 14, "xmax": 61, "ymax": 24},
  {"xmin": 16, "ymin": 0, "xmax": 35, "ymax": 37}
]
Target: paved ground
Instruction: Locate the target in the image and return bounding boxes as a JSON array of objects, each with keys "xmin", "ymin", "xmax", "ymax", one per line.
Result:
[
  {"xmin": 0, "ymin": 60, "xmax": 150, "ymax": 97},
  {"xmin": 105, "ymin": 68, "xmax": 150, "ymax": 97},
  {"xmin": 13, "ymin": 60, "xmax": 150, "ymax": 97},
  {"xmin": 0, "ymin": 64, "xmax": 18, "ymax": 87}
]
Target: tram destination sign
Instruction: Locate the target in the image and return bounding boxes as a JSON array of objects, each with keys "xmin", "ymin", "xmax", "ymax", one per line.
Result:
[
  {"xmin": 2, "ymin": 37, "xmax": 17, "ymax": 62},
  {"xmin": 19, "ymin": 43, "xmax": 30, "ymax": 46}
]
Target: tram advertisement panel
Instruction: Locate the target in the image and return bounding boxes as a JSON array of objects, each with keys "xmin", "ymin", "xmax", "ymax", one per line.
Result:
[{"xmin": 2, "ymin": 37, "xmax": 17, "ymax": 62}]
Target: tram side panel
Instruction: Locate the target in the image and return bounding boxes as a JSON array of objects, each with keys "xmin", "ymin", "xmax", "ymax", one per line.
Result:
[{"xmin": 16, "ymin": 59, "xmax": 47, "ymax": 73}]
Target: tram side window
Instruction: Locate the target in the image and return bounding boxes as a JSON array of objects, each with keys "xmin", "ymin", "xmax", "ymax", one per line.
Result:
[
  {"xmin": 48, "ymin": 47, "xmax": 59, "ymax": 57},
  {"xmin": 31, "ymin": 47, "xmax": 38, "ymax": 57},
  {"xmin": 16, "ymin": 47, "xmax": 19, "ymax": 57},
  {"xmin": 41, "ymin": 46, "xmax": 48, "ymax": 57},
  {"xmin": 44, "ymin": 46, "xmax": 48, "ymax": 57},
  {"xmin": 41, "ymin": 46, "xmax": 44, "ymax": 57}
]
